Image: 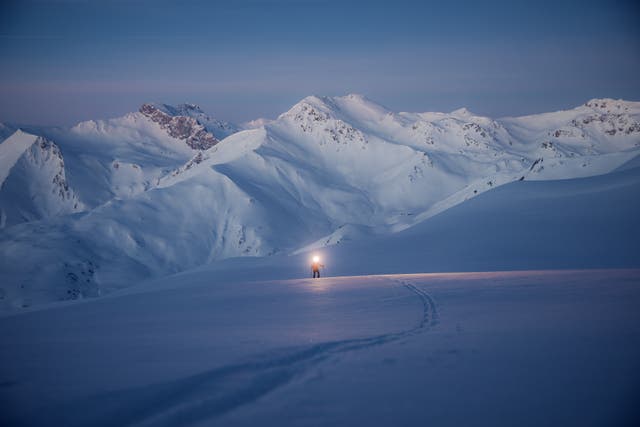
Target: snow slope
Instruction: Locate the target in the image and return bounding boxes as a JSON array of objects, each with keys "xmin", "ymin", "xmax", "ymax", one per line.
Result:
[
  {"xmin": 172, "ymin": 159, "xmax": 640, "ymax": 284},
  {"xmin": 1, "ymin": 269, "xmax": 638, "ymax": 426},
  {"xmin": 0, "ymin": 131, "xmax": 83, "ymax": 228},
  {"xmin": 0, "ymin": 130, "xmax": 39, "ymax": 186},
  {"xmin": 0, "ymin": 96, "xmax": 639, "ymax": 309},
  {"xmin": 322, "ymin": 162, "xmax": 640, "ymax": 274}
]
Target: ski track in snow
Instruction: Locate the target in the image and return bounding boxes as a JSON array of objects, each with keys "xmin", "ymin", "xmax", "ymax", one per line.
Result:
[
  {"xmin": 400, "ymin": 280, "xmax": 440, "ymax": 328},
  {"xmin": 57, "ymin": 279, "xmax": 439, "ymax": 427}
]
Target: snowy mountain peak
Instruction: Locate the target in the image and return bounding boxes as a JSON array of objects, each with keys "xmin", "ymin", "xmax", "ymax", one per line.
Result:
[
  {"xmin": 139, "ymin": 103, "xmax": 219, "ymax": 150},
  {"xmin": 584, "ymin": 98, "xmax": 636, "ymax": 112},
  {"xmin": 288, "ymin": 95, "xmax": 335, "ymax": 112},
  {"xmin": 279, "ymin": 94, "xmax": 393, "ymax": 129},
  {"xmin": 279, "ymin": 97, "xmax": 335, "ymax": 124},
  {"xmin": 276, "ymin": 97, "xmax": 370, "ymax": 148},
  {"xmin": 0, "ymin": 131, "xmax": 84, "ymax": 228},
  {"xmin": 147, "ymin": 102, "xmax": 239, "ymax": 139}
]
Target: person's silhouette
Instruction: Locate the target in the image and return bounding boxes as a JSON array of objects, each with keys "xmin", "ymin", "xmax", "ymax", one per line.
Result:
[{"xmin": 311, "ymin": 256, "xmax": 324, "ymax": 278}]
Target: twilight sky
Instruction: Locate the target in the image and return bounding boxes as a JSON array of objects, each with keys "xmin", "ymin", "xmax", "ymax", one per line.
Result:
[{"xmin": 1, "ymin": 0, "xmax": 639, "ymax": 125}]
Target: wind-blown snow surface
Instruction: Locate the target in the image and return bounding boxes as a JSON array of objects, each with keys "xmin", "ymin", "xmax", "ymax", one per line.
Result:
[
  {"xmin": 0, "ymin": 96, "xmax": 639, "ymax": 309},
  {"xmin": 1, "ymin": 269, "xmax": 639, "ymax": 426}
]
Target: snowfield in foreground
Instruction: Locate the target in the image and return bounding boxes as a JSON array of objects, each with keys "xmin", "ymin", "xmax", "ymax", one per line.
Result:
[{"xmin": 1, "ymin": 269, "xmax": 639, "ymax": 426}]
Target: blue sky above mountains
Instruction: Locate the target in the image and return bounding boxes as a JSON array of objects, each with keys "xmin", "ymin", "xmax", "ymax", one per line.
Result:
[{"xmin": 1, "ymin": 0, "xmax": 639, "ymax": 125}]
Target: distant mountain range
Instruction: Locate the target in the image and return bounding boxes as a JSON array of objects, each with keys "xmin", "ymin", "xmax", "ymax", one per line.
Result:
[{"xmin": 1, "ymin": 95, "xmax": 639, "ymax": 309}]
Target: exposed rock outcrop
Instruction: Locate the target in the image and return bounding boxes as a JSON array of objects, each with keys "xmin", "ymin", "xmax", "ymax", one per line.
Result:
[{"xmin": 139, "ymin": 103, "xmax": 219, "ymax": 150}]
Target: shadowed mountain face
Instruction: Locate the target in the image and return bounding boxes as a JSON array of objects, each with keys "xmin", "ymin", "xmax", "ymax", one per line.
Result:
[{"xmin": 0, "ymin": 95, "xmax": 639, "ymax": 309}]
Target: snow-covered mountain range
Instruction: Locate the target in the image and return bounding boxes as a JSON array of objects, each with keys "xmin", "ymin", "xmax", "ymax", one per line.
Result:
[{"xmin": 1, "ymin": 95, "xmax": 639, "ymax": 309}]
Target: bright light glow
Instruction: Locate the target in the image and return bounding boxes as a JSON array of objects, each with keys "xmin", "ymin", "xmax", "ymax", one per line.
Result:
[{"xmin": 313, "ymin": 256, "xmax": 320, "ymax": 263}]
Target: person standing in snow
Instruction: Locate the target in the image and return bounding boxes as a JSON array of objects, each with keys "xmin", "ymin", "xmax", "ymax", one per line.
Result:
[{"xmin": 311, "ymin": 256, "xmax": 324, "ymax": 278}]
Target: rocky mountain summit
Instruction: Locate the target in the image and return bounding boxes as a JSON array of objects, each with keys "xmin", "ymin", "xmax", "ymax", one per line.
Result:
[
  {"xmin": 156, "ymin": 103, "xmax": 239, "ymax": 139},
  {"xmin": 139, "ymin": 103, "xmax": 219, "ymax": 150}
]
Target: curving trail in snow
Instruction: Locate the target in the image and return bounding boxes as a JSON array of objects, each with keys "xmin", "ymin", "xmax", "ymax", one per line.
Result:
[
  {"xmin": 27, "ymin": 278, "xmax": 440, "ymax": 427},
  {"xmin": 2, "ymin": 269, "xmax": 639, "ymax": 426},
  {"xmin": 400, "ymin": 280, "xmax": 440, "ymax": 329}
]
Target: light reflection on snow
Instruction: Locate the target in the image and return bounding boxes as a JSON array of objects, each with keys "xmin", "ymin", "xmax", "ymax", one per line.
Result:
[{"xmin": 306, "ymin": 278, "xmax": 331, "ymax": 293}]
